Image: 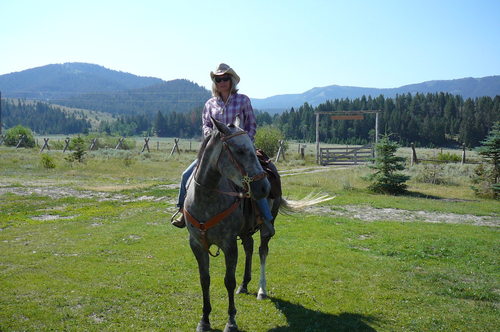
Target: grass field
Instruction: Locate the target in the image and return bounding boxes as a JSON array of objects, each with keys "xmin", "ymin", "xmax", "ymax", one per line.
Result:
[{"xmin": 0, "ymin": 144, "xmax": 498, "ymax": 331}]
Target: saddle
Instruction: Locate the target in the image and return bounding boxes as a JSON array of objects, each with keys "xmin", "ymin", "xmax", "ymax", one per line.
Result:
[{"xmin": 256, "ymin": 149, "xmax": 282, "ymax": 199}]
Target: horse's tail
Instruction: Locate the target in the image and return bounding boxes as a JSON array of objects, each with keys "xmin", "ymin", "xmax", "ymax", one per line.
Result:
[{"xmin": 279, "ymin": 193, "xmax": 335, "ymax": 214}]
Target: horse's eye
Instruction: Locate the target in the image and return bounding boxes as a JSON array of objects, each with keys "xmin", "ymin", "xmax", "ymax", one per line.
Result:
[{"xmin": 236, "ymin": 148, "xmax": 245, "ymax": 156}]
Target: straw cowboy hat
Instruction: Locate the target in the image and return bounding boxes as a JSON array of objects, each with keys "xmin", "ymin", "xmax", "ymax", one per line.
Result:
[{"xmin": 210, "ymin": 63, "xmax": 240, "ymax": 84}]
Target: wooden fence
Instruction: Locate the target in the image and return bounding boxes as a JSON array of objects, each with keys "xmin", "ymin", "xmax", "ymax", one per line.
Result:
[
  {"xmin": 319, "ymin": 144, "xmax": 374, "ymax": 166},
  {"xmin": 410, "ymin": 143, "xmax": 478, "ymax": 165}
]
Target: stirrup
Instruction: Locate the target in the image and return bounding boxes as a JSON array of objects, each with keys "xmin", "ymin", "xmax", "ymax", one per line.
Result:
[{"xmin": 170, "ymin": 209, "xmax": 186, "ymax": 228}]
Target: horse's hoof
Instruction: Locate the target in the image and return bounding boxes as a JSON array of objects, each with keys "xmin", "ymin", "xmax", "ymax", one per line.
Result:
[
  {"xmin": 236, "ymin": 285, "xmax": 248, "ymax": 294},
  {"xmin": 224, "ymin": 322, "xmax": 239, "ymax": 332},
  {"xmin": 257, "ymin": 292, "xmax": 268, "ymax": 300},
  {"xmin": 196, "ymin": 321, "xmax": 211, "ymax": 332}
]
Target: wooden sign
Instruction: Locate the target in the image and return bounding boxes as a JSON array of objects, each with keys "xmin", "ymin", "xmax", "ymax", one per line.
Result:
[{"xmin": 331, "ymin": 114, "xmax": 364, "ymax": 120}]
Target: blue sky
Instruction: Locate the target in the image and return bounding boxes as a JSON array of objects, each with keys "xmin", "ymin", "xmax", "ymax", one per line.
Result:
[{"xmin": 1, "ymin": 0, "xmax": 499, "ymax": 98}]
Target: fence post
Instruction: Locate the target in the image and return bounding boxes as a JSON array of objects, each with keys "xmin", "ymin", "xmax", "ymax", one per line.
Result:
[
  {"xmin": 16, "ymin": 135, "xmax": 25, "ymax": 149},
  {"xmin": 275, "ymin": 140, "xmax": 286, "ymax": 162},
  {"xmin": 115, "ymin": 137, "xmax": 124, "ymax": 150},
  {"xmin": 89, "ymin": 138, "xmax": 98, "ymax": 151},
  {"xmin": 40, "ymin": 138, "xmax": 50, "ymax": 152},
  {"xmin": 461, "ymin": 143, "xmax": 466, "ymax": 164},
  {"xmin": 411, "ymin": 143, "xmax": 418, "ymax": 166},
  {"xmin": 63, "ymin": 137, "xmax": 71, "ymax": 152},
  {"xmin": 141, "ymin": 137, "xmax": 150, "ymax": 153},
  {"xmin": 170, "ymin": 138, "xmax": 180, "ymax": 156}
]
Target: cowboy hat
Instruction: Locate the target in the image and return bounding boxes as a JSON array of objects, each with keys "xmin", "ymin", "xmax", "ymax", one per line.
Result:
[{"xmin": 210, "ymin": 63, "xmax": 240, "ymax": 84}]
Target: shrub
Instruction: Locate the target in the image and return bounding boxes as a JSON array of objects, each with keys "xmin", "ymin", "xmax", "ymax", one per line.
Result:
[
  {"xmin": 40, "ymin": 154, "xmax": 56, "ymax": 169},
  {"xmin": 437, "ymin": 152, "xmax": 461, "ymax": 163},
  {"xmin": 255, "ymin": 126, "xmax": 286, "ymax": 157},
  {"xmin": 412, "ymin": 164, "xmax": 460, "ymax": 185},
  {"xmin": 4, "ymin": 125, "xmax": 35, "ymax": 148}
]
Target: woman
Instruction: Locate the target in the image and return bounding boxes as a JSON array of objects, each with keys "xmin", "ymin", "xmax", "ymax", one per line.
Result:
[{"xmin": 171, "ymin": 63, "xmax": 275, "ymax": 236}]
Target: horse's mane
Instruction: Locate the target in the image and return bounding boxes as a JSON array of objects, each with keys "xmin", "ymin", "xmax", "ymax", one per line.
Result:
[{"xmin": 197, "ymin": 135, "xmax": 211, "ymax": 161}]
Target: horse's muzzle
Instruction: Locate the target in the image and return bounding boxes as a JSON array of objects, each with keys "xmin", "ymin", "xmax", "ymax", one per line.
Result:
[{"xmin": 250, "ymin": 177, "xmax": 271, "ymax": 200}]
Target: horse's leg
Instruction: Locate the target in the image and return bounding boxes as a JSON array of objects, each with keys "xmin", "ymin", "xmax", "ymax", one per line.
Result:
[
  {"xmin": 190, "ymin": 240, "xmax": 211, "ymax": 332},
  {"xmin": 223, "ymin": 240, "xmax": 238, "ymax": 332},
  {"xmin": 236, "ymin": 235, "xmax": 253, "ymax": 294},
  {"xmin": 257, "ymin": 231, "xmax": 271, "ymax": 300}
]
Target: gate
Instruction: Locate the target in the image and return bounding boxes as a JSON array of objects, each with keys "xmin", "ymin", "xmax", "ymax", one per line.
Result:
[{"xmin": 319, "ymin": 144, "xmax": 373, "ymax": 166}]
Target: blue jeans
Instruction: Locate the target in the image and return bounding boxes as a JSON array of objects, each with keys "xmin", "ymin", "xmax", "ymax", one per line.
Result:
[
  {"xmin": 177, "ymin": 159, "xmax": 197, "ymax": 208},
  {"xmin": 177, "ymin": 159, "xmax": 273, "ymax": 222},
  {"xmin": 256, "ymin": 197, "xmax": 273, "ymax": 222}
]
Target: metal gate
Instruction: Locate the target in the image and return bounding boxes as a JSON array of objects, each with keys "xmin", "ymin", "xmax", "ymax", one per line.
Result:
[{"xmin": 319, "ymin": 144, "xmax": 373, "ymax": 166}]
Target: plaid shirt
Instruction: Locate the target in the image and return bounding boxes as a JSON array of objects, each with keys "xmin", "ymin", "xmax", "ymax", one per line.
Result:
[{"xmin": 202, "ymin": 93, "xmax": 257, "ymax": 141}]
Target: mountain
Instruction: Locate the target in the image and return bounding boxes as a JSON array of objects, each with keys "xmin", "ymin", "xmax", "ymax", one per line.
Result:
[
  {"xmin": 1, "ymin": 63, "xmax": 499, "ymax": 115},
  {"xmin": 251, "ymin": 76, "xmax": 500, "ymax": 111},
  {"xmin": 53, "ymin": 79, "xmax": 211, "ymax": 115},
  {"xmin": 0, "ymin": 62, "xmax": 163, "ymax": 100}
]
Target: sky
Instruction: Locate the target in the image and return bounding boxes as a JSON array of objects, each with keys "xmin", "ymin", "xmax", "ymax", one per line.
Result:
[{"xmin": 1, "ymin": 0, "xmax": 499, "ymax": 99}]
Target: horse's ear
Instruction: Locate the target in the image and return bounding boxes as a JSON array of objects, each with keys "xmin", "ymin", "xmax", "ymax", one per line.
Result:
[{"xmin": 211, "ymin": 116, "xmax": 232, "ymax": 136}]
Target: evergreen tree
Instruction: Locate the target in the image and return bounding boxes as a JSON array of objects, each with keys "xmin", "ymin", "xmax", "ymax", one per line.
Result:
[
  {"xmin": 365, "ymin": 134, "xmax": 410, "ymax": 194},
  {"xmin": 474, "ymin": 122, "xmax": 500, "ymax": 198},
  {"xmin": 66, "ymin": 136, "xmax": 86, "ymax": 163},
  {"xmin": 154, "ymin": 111, "xmax": 168, "ymax": 137}
]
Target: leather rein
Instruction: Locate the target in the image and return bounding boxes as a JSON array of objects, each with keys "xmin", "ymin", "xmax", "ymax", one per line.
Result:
[{"xmin": 184, "ymin": 130, "xmax": 267, "ymax": 256}]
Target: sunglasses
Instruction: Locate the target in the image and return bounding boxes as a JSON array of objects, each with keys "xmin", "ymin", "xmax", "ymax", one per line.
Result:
[{"xmin": 214, "ymin": 75, "xmax": 231, "ymax": 83}]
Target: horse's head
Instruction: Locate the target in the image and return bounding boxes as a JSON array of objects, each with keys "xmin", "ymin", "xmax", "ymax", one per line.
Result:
[{"xmin": 210, "ymin": 117, "xmax": 270, "ymax": 200}]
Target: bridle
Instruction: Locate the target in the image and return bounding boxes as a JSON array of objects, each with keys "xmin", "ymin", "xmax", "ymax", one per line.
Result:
[
  {"xmin": 185, "ymin": 129, "xmax": 268, "ymax": 256},
  {"xmin": 217, "ymin": 130, "xmax": 267, "ymax": 198}
]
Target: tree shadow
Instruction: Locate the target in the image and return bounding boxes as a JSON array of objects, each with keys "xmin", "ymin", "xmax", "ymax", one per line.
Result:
[
  {"xmin": 268, "ymin": 297, "xmax": 378, "ymax": 331},
  {"xmin": 405, "ymin": 190, "xmax": 478, "ymax": 202},
  {"xmin": 404, "ymin": 190, "xmax": 442, "ymax": 200}
]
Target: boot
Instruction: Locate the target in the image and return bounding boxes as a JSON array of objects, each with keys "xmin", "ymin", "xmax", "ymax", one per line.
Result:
[
  {"xmin": 171, "ymin": 209, "xmax": 186, "ymax": 228},
  {"xmin": 263, "ymin": 218, "xmax": 275, "ymax": 237}
]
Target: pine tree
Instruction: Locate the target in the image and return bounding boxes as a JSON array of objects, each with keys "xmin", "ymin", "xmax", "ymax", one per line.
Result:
[
  {"xmin": 474, "ymin": 122, "xmax": 500, "ymax": 198},
  {"xmin": 66, "ymin": 136, "xmax": 86, "ymax": 163},
  {"xmin": 365, "ymin": 134, "xmax": 410, "ymax": 194}
]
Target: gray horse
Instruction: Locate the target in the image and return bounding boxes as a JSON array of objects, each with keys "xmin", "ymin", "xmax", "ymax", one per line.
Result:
[{"xmin": 183, "ymin": 117, "xmax": 330, "ymax": 331}]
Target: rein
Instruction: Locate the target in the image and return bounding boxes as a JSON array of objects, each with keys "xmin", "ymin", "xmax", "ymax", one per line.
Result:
[{"xmin": 185, "ymin": 130, "xmax": 267, "ymax": 257}]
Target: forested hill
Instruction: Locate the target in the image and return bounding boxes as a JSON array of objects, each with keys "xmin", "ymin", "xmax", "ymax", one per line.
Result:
[
  {"xmin": 0, "ymin": 63, "xmax": 163, "ymax": 100},
  {"xmin": 251, "ymin": 76, "xmax": 500, "ymax": 111},
  {"xmin": 53, "ymin": 79, "xmax": 212, "ymax": 115},
  {"xmin": 1, "ymin": 63, "xmax": 499, "ymax": 115}
]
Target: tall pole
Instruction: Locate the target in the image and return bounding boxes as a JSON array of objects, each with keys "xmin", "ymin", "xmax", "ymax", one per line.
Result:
[
  {"xmin": 375, "ymin": 111, "xmax": 379, "ymax": 143},
  {"xmin": 0, "ymin": 91, "xmax": 2, "ymax": 136},
  {"xmin": 315, "ymin": 112, "xmax": 319, "ymax": 164}
]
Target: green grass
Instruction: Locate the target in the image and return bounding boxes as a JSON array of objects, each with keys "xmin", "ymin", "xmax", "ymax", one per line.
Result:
[{"xmin": 0, "ymin": 146, "xmax": 498, "ymax": 331}]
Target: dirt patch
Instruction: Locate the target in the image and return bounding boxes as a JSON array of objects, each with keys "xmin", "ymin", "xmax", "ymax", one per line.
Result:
[
  {"xmin": 0, "ymin": 183, "xmax": 169, "ymax": 203},
  {"xmin": 280, "ymin": 166, "xmax": 350, "ymax": 177},
  {"xmin": 1, "ymin": 181, "xmax": 497, "ymax": 227},
  {"xmin": 305, "ymin": 205, "xmax": 499, "ymax": 227},
  {"xmin": 31, "ymin": 215, "xmax": 76, "ymax": 221}
]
